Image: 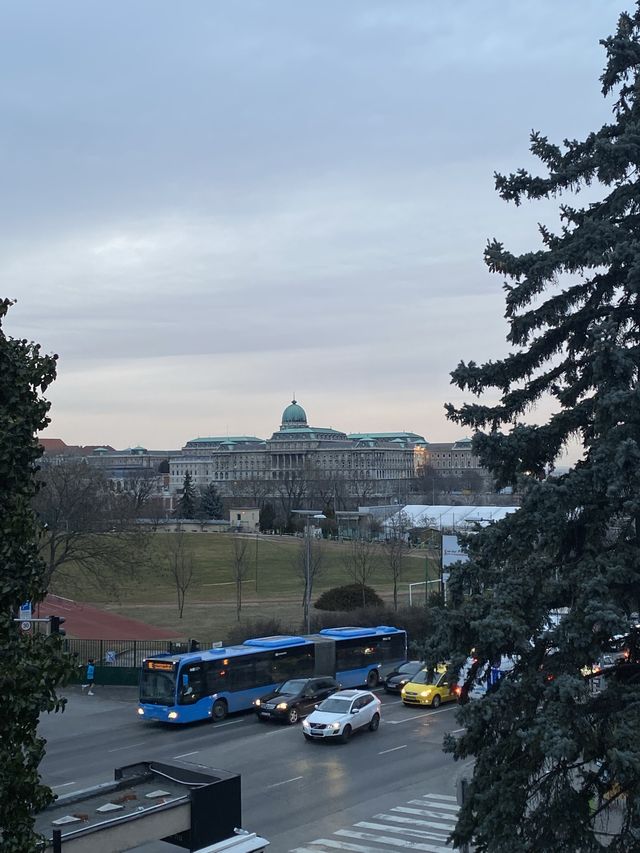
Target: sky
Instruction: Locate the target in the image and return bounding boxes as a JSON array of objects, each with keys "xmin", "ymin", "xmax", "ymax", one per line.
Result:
[{"xmin": 1, "ymin": 1, "xmax": 629, "ymax": 452}]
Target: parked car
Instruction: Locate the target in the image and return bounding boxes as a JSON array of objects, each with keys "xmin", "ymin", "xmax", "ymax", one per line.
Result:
[
  {"xmin": 302, "ymin": 689, "xmax": 381, "ymax": 743},
  {"xmin": 384, "ymin": 660, "xmax": 425, "ymax": 694},
  {"xmin": 401, "ymin": 666, "xmax": 456, "ymax": 708},
  {"xmin": 254, "ymin": 677, "xmax": 340, "ymax": 724}
]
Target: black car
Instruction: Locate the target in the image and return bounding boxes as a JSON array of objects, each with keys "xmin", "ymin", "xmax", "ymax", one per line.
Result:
[
  {"xmin": 254, "ymin": 677, "xmax": 340, "ymax": 724},
  {"xmin": 384, "ymin": 660, "xmax": 425, "ymax": 693}
]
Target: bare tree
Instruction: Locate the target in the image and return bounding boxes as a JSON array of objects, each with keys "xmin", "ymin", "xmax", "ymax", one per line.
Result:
[
  {"xmin": 275, "ymin": 471, "xmax": 310, "ymax": 530},
  {"xmin": 381, "ymin": 511, "xmax": 410, "ymax": 610},
  {"xmin": 163, "ymin": 526, "xmax": 194, "ymax": 618},
  {"xmin": 292, "ymin": 533, "xmax": 325, "ymax": 630},
  {"xmin": 121, "ymin": 468, "xmax": 160, "ymax": 515},
  {"xmin": 32, "ymin": 460, "xmax": 151, "ymax": 592},
  {"xmin": 230, "ymin": 535, "xmax": 251, "ymax": 621},
  {"xmin": 342, "ymin": 535, "xmax": 379, "ymax": 607}
]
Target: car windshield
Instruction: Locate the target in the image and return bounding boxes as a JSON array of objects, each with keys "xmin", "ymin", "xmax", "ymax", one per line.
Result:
[
  {"xmin": 276, "ymin": 679, "xmax": 307, "ymax": 694},
  {"xmin": 317, "ymin": 697, "xmax": 352, "ymax": 714},
  {"xmin": 398, "ymin": 662, "xmax": 421, "ymax": 675},
  {"xmin": 410, "ymin": 669, "xmax": 443, "ymax": 686}
]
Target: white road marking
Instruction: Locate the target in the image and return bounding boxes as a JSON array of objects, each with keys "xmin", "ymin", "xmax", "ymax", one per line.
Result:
[
  {"xmin": 375, "ymin": 813, "xmax": 457, "ymax": 831},
  {"xmin": 387, "ymin": 706, "xmax": 457, "ymax": 724},
  {"xmin": 108, "ymin": 742, "xmax": 144, "ymax": 753},
  {"xmin": 52, "ymin": 782, "xmax": 76, "ymax": 789},
  {"xmin": 448, "ymin": 728, "xmax": 465, "ymax": 735},
  {"xmin": 267, "ymin": 775, "xmax": 303, "ymax": 789},
  {"xmin": 299, "ymin": 840, "xmax": 381, "ymax": 853},
  {"xmin": 422, "ymin": 794, "xmax": 458, "ymax": 802},
  {"xmin": 379, "ymin": 744, "xmax": 407, "ymax": 755},
  {"xmin": 173, "ymin": 751, "xmax": 198, "ymax": 759},
  {"xmin": 214, "ymin": 719, "xmax": 246, "ymax": 728},
  {"xmin": 356, "ymin": 820, "xmax": 451, "ymax": 841},
  {"xmin": 337, "ymin": 829, "xmax": 450, "ymax": 851}
]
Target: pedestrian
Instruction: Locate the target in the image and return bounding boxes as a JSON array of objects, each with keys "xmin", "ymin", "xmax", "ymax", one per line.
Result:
[{"xmin": 81, "ymin": 659, "xmax": 95, "ymax": 695}]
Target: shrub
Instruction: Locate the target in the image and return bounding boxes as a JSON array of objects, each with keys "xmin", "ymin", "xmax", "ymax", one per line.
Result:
[
  {"xmin": 309, "ymin": 604, "xmax": 436, "ymax": 652},
  {"xmin": 224, "ymin": 617, "xmax": 293, "ymax": 646},
  {"xmin": 314, "ymin": 584, "xmax": 383, "ymax": 612}
]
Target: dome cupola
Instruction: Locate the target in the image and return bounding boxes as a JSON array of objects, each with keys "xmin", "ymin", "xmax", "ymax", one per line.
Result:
[{"xmin": 281, "ymin": 399, "xmax": 308, "ymax": 429}]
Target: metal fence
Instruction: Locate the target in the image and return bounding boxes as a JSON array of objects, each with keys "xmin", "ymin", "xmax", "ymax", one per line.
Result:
[{"xmin": 64, "ymin": 638, "xmax": 190, "ymax": 686}]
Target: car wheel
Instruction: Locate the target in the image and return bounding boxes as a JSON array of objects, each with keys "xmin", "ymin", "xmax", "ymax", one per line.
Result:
[
  {"xmin": 431, "ymin": 694, "xmax": 441, "ymax": 709},
  {"xmin": 287, "ymin": 707, "xmax": 300, "ymax": 725},
  {"xmin": 211, "ymin": 699, "xmax": 228, "ymax": 721},
  {"xmin": 366, "ymin": 670, "xmax": 380, "ymax": 689},
  {"xmin": 340, "ymin": 724, "xmax": 352, "ymax": 744},
  {"xmin": 369, "ymin": 713, "xmax": 380, "ymax": 731}
]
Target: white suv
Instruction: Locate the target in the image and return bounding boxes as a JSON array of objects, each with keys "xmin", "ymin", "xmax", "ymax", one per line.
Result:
[{"xmin": 302, "ymin": 689, "xmax": 381, "ymax": 743}]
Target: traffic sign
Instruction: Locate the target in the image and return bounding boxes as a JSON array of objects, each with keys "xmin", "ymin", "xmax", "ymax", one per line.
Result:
[{"xmin": 20, "ymin": 621, "xmax": 32, "ymax": 632}]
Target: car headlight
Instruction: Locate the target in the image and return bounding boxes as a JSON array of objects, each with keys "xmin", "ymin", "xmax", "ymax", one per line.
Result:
[
  {"xmin": 302, "ymin": 720, "xmax": 310, "ymax": 729},
  {"xmin": 329, "ymin": 722, "xmax": 340, "ymax": 729},
  {"xmin": 137, "ymin": 707, "xmax": 144, "ymax": 715},
  {"xmin": 276, "ymin": 702, "xmax": 288, "ymax": 710},
  {"xmin": 254, "ymin": 699, "xmax": 261, "ymax": 707},
  {"xmin": 400, "ymin": 679, "xmax": 408, "ymax": 685},
  {"xmin": 168, "ymin": 711, "xmax": 179, "ymax": 720},
  {"xmin": 420, "ymin": 691, "xmax": 430, "ymax": 697}
]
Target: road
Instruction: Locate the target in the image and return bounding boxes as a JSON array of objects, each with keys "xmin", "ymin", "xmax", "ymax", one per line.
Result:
[{"xmin": 39, "ymin": 687, "xmax": 470, "ymax": 852}]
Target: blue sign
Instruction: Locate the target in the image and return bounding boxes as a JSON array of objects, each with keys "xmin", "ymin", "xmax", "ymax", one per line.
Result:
[{"xmin": 19, "ymin": 601, "xmax": 32, "ymax": 619}]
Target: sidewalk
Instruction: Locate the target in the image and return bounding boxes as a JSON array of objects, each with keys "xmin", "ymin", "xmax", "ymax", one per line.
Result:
[{"xmin": 64, "ymin": 684, "xmax": 139, "ymax": 703}]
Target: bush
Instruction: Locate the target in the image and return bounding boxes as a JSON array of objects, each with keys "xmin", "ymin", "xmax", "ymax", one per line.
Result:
[
  {"xmin": 309, "ymin": 604, "xmax": 436, "ymax": 652},
  {"xmin": 314, "ymin": 584, "xmax": 384, "ymax": 612},
  {"xmin": 224, "ymin": 617, "xmax": 294, "ymax": 646}
]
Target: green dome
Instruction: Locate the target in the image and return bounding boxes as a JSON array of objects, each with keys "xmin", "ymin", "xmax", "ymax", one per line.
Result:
[{"xmin": 281, "ymin": 399, "xmax": 307, "ymax": 426}]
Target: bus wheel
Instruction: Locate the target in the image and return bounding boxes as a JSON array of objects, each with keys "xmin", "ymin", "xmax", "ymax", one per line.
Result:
[
  {"xmin": 212, "ymin": 699, "xmax": 228, "ymax": 721},
  {"xmin": 366, "ymin": 670, "xmax": 380, "ymax": 689}
]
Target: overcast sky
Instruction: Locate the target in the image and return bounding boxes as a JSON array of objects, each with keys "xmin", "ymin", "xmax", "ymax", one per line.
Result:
[{"xmin": 1, "ymin": 1, "xmax": 627, "ymax": 451}]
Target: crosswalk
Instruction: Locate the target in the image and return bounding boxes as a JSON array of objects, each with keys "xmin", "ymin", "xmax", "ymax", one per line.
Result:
[{"xmin": 289, "ymin": 793, "xmax": 460, "ymax": 852}]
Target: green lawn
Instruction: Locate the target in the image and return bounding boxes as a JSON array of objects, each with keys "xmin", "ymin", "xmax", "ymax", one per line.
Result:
[{"xmin": 52, "ymin": 532, "xmax": 441, "ymax": 643}]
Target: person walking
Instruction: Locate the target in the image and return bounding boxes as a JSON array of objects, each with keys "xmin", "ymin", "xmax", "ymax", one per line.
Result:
[{"xmin": 81, "ymin": 659, "xmax": 96, "ymax": 695}]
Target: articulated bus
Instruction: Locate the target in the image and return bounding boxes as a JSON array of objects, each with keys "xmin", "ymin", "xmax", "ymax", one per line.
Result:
[{"xmin": 138, "ymin": 626, "xmax": 407, "ymax": 724}]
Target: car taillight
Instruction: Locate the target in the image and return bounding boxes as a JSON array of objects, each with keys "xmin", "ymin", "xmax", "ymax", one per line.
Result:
[{"xmin": 453, "ymin": 685, "xmax": 462, "ymax": 696}]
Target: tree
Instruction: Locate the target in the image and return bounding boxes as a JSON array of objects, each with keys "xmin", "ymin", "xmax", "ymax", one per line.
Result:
[
  {"xmin": 259, "ymin": 502, "xmax": 276, "ymax": 532},
  {"xmin": 33, "ymin": 460, "xmax": 150, "ymax": 593},
  {"xmin": 341, "ymin": 535, "xmax": 379, "ymax": 608},
  {"xmin": 198, "ymin": 482, "xmax": 224, "ymax": 519},
  {"xmin": 163, "ymin": 527, "xmax": 194, "ymax": 618},
  {"xmin": 175, "ymin": 471, "xmax": 196, "ymax": 518},
  {"xmin": 431, "ymin": 9, "xmax": 640, "ymax": 850},
  {"xmin": 0, "ymin": 299, "xmax": 73, "ymax": 851},
  {"xmin": 381, "ymin": 511, "xmax": 409, "ymax": 611},
  {"xmin": 230, "ymin": 535, "xmax": 251, "ymax": 621},
  {"xmin": 292, "ymin": 532, "xmax": 325, "ymax": 629}
]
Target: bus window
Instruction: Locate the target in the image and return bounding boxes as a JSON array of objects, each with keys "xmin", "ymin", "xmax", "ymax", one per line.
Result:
[
  {"xmin": 178, "ymin": 663, "xmax": 204, "ymax": 704},
  {"xmin": 229, "ymin": 659, "xmax": 256, "ymax": 691}
]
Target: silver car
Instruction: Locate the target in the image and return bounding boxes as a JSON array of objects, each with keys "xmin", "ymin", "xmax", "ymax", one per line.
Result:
[{"xmin": 302, "ymin": 689, "xmax": 381, "ymax": 743}]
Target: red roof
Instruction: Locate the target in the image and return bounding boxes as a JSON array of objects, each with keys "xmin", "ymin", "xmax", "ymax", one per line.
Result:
[{"xmin": 38, "ymin": 595, "xmax": 182, "ymax": 640}]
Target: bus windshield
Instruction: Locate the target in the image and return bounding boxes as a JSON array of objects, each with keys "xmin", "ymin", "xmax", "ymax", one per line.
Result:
[{"xmin": 140, "ymin": 669, "xmax": 177, "ymax": 705}]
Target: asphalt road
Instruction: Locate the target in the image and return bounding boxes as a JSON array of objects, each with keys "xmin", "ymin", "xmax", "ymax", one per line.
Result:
[{"xmin": 39, "ymin": 687, "xmax": 470, "ymax": 852}]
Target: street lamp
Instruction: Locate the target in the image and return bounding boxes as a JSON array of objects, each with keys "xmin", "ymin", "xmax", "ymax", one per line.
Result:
[{"xmin": 292, "ymin": 509, "xmax": 326, "ymax": 634}]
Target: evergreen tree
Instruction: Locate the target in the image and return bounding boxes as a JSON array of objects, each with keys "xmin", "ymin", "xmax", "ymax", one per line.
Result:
[
  {"xmin": 432, "ymin": 9, "xmax": 640, "ymax": 850},
  {"xmin": 259, "ymin": 502, "xmax": 276, "ymax": 532},
  {"xmin": 0, "ymin": 299, "xmax": 73, "ymax": 851},
  {"xmin": 198, "ymin": 482, "xmax": 224, "ymax": 519},
  {"xmin": 176, "ymin": 471, "xmax": 196, "ymax": 518}
]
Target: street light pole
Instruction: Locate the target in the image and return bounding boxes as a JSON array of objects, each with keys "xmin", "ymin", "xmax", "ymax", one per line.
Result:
[{"xmin": 292, "ymin": 509, "xmax": 326, "ymax": 636}]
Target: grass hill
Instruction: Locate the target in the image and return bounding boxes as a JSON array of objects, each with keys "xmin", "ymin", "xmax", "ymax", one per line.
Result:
[{"xmin": 51, "ymin": 532, "xmax": 440, "ymax": 643}]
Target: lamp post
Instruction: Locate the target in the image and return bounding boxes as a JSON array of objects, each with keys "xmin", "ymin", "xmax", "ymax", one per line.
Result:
[{"xmin": 292, "ymin": 509, "xmax": 325, "ymax": 634}]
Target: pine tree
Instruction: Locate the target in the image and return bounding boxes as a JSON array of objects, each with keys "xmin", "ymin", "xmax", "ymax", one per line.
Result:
[
  {"xmin": 198, "ymin": 482, "xmax": 224, "ymax": 519},
  {"xmin": 176, "ymin": 471, "xmax": 196, "ymax": 518},
  {"xmin": 432, "ymin": 8, "xmax": 640, "ymax": 851},
  {"xmin": 0, "ymin": 300, "xmax": 73, "ymax": 851}
]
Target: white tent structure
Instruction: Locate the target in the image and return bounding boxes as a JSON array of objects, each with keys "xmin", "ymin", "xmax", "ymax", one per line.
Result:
[{"xmin": 384, "ymin": 504, "xmax": 519, "ymax": 533}]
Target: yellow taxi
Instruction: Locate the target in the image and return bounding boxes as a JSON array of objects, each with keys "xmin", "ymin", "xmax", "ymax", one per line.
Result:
[{"xmin": 401, "ymin": 665, "xmax": 456, "ymax": 708}]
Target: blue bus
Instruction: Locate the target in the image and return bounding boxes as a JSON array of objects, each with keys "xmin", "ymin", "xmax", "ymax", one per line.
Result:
[{"xmin": 138, "ymin": 626, "xmax": 407, "ymax": 724}]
